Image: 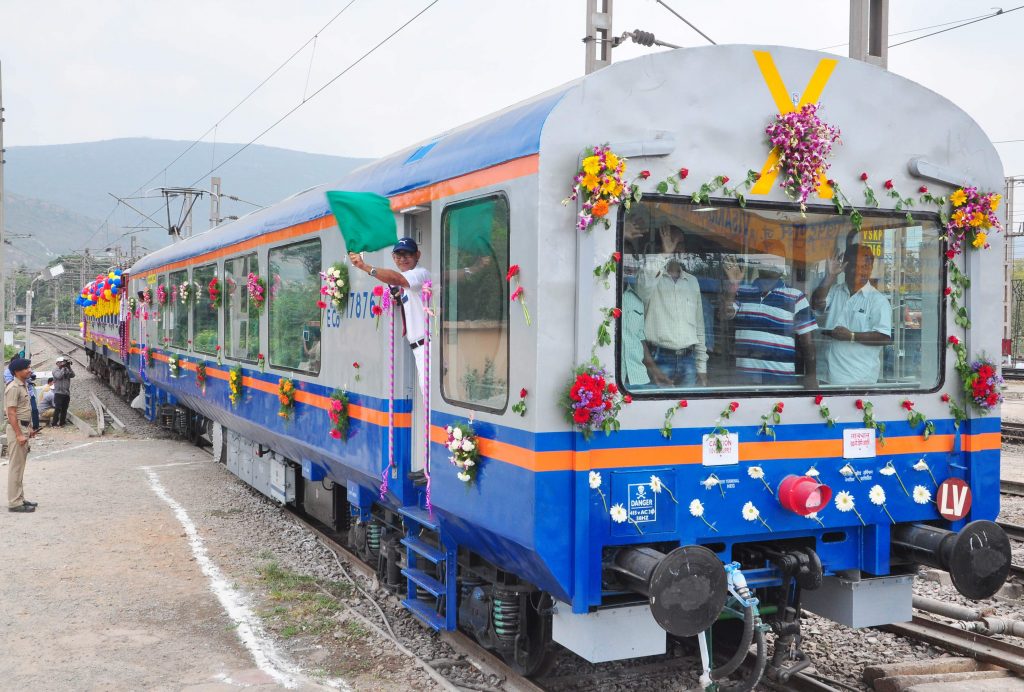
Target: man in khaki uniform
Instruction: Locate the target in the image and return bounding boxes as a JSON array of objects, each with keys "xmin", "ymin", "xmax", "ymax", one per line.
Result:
[{"xmin": 6, "ymin": 358, "xmax": 37, "ymax": 512}]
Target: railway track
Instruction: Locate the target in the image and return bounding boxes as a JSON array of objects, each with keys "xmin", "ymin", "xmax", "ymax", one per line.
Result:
[
  {"xmin": 881, "ymin": 614, "xmax": 1024, "ymax": 676},
  {"xmin": 1004, "ymin": 421, "xmax": 1024, "ymax": 445}
]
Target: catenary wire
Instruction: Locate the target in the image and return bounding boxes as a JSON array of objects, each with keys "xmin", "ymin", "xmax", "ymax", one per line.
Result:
[
  {"xmin": 889, "ymin": 5, "xmax": 1022, "ymax": 47},
  {"xmin": 187, "ymin": 0, "xmax": 441, "ymax": 189},
  {"xmin": 816, "ymin": 11, "xmax": 995, "ymax": 50},
  {"xmin": 655, "ymin": 0, "xmax": 716, "ymax": 45}
]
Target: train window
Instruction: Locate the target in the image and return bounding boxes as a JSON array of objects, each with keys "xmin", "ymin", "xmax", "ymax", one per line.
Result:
[
  {"xmin": 268, "ymin": 239, "xmax": 322, "ymax": 373},
  {"xmin": 619, "ymin": 201, "xmax": 944, "ymax": 396},
  {"xmin": 167, "ymin": 269, "xmax": 189, "ymax": 349},
  {"xmin": 224, "ymin": 253, "xmax": 260, "ymax": 361},
  {"xmin": 192, "ymin": 263, "xmax": 218, "ymax": 354},
  {"xmin": 440, "ymin": 195, "xmax": 510, "ymax": 412}
]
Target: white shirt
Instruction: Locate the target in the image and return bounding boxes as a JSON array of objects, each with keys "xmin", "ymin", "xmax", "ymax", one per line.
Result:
[
  {"xmin": 400, "ymin": 266, "xmax": 431, "ymax": 344},
  {"xmin": 822, "ymin": 281, "xmax": 892, "ymax": 385},
  {"xmin": 636, "ymin": 255, "xmax": 708, "ymax": 373}
]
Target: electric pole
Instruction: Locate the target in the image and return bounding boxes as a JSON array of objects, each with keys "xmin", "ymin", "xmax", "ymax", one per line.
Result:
[
  {"xmin": 849, "ymin": 0, "xmax": 889, "ymax": 69},
  {"xmin": 584, "ymin": 0, "xmax": 613, "ymax": 74},
  {"xmin": 0, "ymin": 60, "xmax": 7, "ymax": 354},
  {"xmin": 210, "ymin": 176, "xmax": 221, "ymax": 229}
]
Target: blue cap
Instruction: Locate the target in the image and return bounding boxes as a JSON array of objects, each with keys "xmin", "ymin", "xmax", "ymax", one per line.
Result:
[
  {"xmin": 393, "ymin": 237, "xmax": 419, "ymax": 254},
  {"xmin": 8, "ymin": 358, "xmax": 30, "ymax": 374}
]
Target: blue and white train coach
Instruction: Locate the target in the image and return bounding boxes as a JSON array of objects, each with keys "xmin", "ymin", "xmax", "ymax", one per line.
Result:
[{"xmin": 81, "ymin": 45, "xmax": 1010, "ymax": 686}]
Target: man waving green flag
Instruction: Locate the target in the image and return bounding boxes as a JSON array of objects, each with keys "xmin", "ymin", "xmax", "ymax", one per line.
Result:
[{"xmin": 325, "ymin": 191, "xmax": 398, "ymax": 253}]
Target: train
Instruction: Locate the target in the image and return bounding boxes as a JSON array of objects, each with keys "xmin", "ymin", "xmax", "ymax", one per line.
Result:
[{"xmin": 78, "ymin": 44, "xmax": 1010, "ymax": 687}]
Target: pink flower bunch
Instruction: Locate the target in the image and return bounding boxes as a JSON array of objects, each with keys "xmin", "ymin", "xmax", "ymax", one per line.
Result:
[
  {"xmin": 764, "ymin": 103, "xmax": 841, "ymax": 210},
  {"xmin": 945, "ymin": 187, "xmax": 1002, "ymax": 256},
  {"xmin": 370, "ymin": 284, "xmax": 394, "ymax": 328},
  {"xmin": 247, "ymin": 272, "xmax": 266, "ymax": 310},
  {"xmin": 327, "ymin": 390, "xmax": 349, "ymax": 441},
  {"xmin": 156, "ymin": 284, "xmax": 167, "ymax": 306}
]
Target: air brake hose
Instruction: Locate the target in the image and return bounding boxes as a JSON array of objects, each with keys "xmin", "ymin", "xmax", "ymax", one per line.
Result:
[
  {"xmin": 710, "ymin": 602, "xmax": 754, "ymax": 681},
  {"xmin": 717, "ymin": 627, "xmax": 767, "ymax": 692}
]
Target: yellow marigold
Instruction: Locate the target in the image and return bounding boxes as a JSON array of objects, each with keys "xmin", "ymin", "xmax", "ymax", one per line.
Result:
[
  {"xmin": 600, "ymin": 176, "xmax": 617, "ymax": 194},
  {"xmin": 969, "ymin": 211, "xmax": 985, "ymax": 227},
  {"xmin": 950, "ymin": 189, "xmax": 967, "ymax": 207},
  {"xmin": 972, "ymin": 232, "xmax": 987, "ymax": 248},
  {"xmin": 612, "ymin": 182, "xmax": 624, "ymax": 197},
  {"xmin": 581, "ymin": 173, "xmax": 600, "ymax": 191},
  {"xmin": 991, "ymin": 194, "xmax": 1002, "ymax": 211},
  {"xmin": 592, "ymin": 199, "xmax": 610, "ymax": 217},
  {"xmin": 279, "ymin": 394, "xmax": 290, "ymax": 404},
  {"xmin": 604, "ymin": 152, "xmax": 619, "ymax": 170},
  {"xmin": 582, "ymin": 156, "xmax": 601, "ymax": 176},
  {"xmin": 951, "ymin": 209, "xmax": 966, "ymax": 226}
]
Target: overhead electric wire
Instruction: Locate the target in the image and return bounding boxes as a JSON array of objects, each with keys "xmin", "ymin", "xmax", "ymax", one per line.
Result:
[
  {"xmin": 654, "ymin": 0, "xmax": 716, "ymax": 45},
  {"xmin": 816, "ymin": 11, "xmax": 994, "ymax": 50},
  {"xmin": 889, "ymin": 6, "xmax": 1022, "ymax": 48},
  {"xmin": 187, "ymin": 0, "xmax": 441, "ymax": 189}
]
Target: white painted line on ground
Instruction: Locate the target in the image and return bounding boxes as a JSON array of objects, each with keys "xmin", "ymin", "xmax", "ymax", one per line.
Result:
[
  {"xmin": 136, "ymin": 461, "xmax": 206, "ymax": 470},
  {"xmin": 32, "ymin": 439, "xmax": 128, "ymax": 460},
  {"xmin": 144, "ymin": 467, "xmax": 335, "ymax": 690}
]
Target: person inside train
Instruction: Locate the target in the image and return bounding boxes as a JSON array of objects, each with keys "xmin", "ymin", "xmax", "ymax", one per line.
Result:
[
  {"xmin": 634, "ymin": 224, "xmax": 708, "ymax": 387},
  {"xmin": 621, "ymin": 256, "xmax": 671, "ymax": 389},
  {"xmin": 300, "ymin": 321, "xmax": 321, "ymax": 372},
  {"xmin": 721, "ymin": 240, "xmax": 818, "ymax": 388},
  {"xmin": 811, "ymin": 244, "xmax": 893, "ymax": 386}
]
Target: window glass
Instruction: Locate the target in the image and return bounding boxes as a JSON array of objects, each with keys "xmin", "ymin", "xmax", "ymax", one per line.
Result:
[
  {"xmin": 619, "ymin": 201, "xmax": 943, "ymax": 394},
  {"xmin": 224, "ymin": 254, "xmax": 260, "ymax": 361},
  {"xmin": 441, "ymin": 196, "xmax": 510, "ymax": 411},
  {"xmin": 268, "ymin": 240, "xmax": 321, "ymax": 372},
  {"xmin": 167, "ymin": 269, "xmax": 189, "ymax": 349},
  {"xmin": 192, "ymin": 264, "xmax": 218, "ymax": 354}
]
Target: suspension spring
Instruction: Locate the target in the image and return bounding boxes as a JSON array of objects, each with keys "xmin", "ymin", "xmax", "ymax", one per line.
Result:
[
  {"xmin": 493, "ymin": 591, "xmax": 521, "ymax": 644},
  {"xmin": 366, "ymin": 522, "xmax": 382, "ymax": 554}
]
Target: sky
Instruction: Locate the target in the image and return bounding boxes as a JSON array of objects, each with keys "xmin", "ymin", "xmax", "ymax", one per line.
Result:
[{"xmin": 1, "ymin": 0, "xmax": 1023, "ymax": 213}]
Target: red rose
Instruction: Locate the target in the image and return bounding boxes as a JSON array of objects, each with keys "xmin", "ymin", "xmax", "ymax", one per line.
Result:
[
  {"xmin": 604, "ymin": 400, "xmax": 612, "ymax": 410},
  {"xmin": 679, "ymin": 400, "xmax": 688, "ymax": 408},
  {"xmin": 612, "ymin": 252, "xmax": 622, "ymax": 263},
  {"xmin": 352, "ymin": 362, "xmax": 360, "ymax": 368},
  {"xmin": 316, "ymin": 300, "xmax": 327, "ymax": 309},
  {"xmin": 607, "ymin": 383, "xmax": 618, "ymax": 394},
  {"xmin": 826, "ymin": 179, "xmax": 835, "ymax": 186},
  {"xmin": 941, "ymin": 393, "xmax": 951, "ymax": 402},
  {"xmin": 919, "ymin": 186, "xmax": 928, "ymax": 193},
  {"xmin": 860, "ymin": 172, "xmax": 869, "ymax": 181},
  {"xmin": 948, "ymin": 335, "xmax": 959, "ymax": 345},
  {"xmin": 573, "ymin": 408, "xmax": 590, "ymax": 424},
  {"xmin": 729, "ymin": 401, "xmax": 739, "ymax": 412},
  {"xmin": 506, "ymin": 264, "xmax": 520, "ymax": 282},
  {"xmin": 814, "ymin": 395, "xmax": 824, "ymax": 405},
  {"xmin": 978, "ymin": 365, "xmax": 994, "ymax": 380},
  {"xmin": 884, "ymin": 179, "xmax": 894, "ymax": 190},
  {"xmin": 987, "ymin": 393, "xmax": 1000, "ymax": 406},
  {"xmin": 775, "ymin": 402, "xmax": 784, "ymax": 413},
  {"xmin": 520, "ymin": 388, "xmax": 528, "ymax": 398},
  {"xmin": 946, "ymin": 249, "xmax": 956, "ymax": 259},
  {"xmin": 722, "ymin": 176, "xmax": 730, "ymax": 184},
  {"xmin": 902, "ymin": 400, "xmax": 914, "ymax": 411},
  {"xmin": 623, "ymin": 395, "xmax": 633, "ymax": 404},
  {"xmin": 855, "ymin": 399, "xmax": 864, "ymax": 410},
  {"xmin": 640, "ymin": 170, "xmax": 651, "ymax": 179},
  {"xmin": 753, "ymin": 172, "xmax": 761, "ymax": 181},
  {"xmin": 611, "ymin": 308, "xmax": 622, "ymax": 319},
  {"xmin": 679, "ymin": 168, "xmax": 689, "ymax": 180},
  {"xmin": 944, "ymin": 287, "xmax": 952, "ymax": 296}
]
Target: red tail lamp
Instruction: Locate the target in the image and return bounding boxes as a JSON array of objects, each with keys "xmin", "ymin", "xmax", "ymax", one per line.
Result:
[{"xmin": 778, "ymin": 475, "xmax": 832, "ymax": 516}]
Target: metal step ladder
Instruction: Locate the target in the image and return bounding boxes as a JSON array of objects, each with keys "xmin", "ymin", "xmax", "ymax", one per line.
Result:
[{"xmin": 398, "ymin": 505, "xmax": 457, "ymax": 631}]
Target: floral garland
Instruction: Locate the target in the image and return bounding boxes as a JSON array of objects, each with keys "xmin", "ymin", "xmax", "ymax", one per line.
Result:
[
  {"xmin": 144, "ymin": 346, "xmax": 155, "ymax": 368},
  {"xmin": 593, "ymin": 251, "xmax": 621, "ymax": 289},
  {"xmin": 167, "ymin": 354, "xmax": 180, "ymax": 378},
  {"xmin": 156, "ymin": 284, "xmax": 168, "ymax": 307},
  {"xmin": 900, "ymin": 398, "xmax": 935, "ymax": 440},
  {"xmin": 764, "ymin": 103, "xmax": 841, "ymax": 211},
  {"xmin": 506, "ymin": 264, "xmax": 531, "ymax": 325},
  {"xmin": 964, "ymin": 357, "xmax": 1004, "ymax": 411},
  {"xmin": 562, "ymin": 145, "xmax": 638, "ymax": 232},
  {"xmin": 813, "ymin": 394, "xmax": 837, "ymax": 427},
  {"xmin": 596, "ymin": 307, "xmax": 620, "ymax": 347},
  {"xmin": 195, "ymin": 361, "xmax": 207, "ymax": 392},
  {"xmin": 257, "ymin": 353, "xmax": 266, "ymax": 373},
  {"xmin": 446, "ymin": 422, "xmax": 480, "ymax": 483},
  {"xmin": 562, "ymin": 360, "xmax": 628, "ymax": 440},
  {"xmin": 179, "ymin": 280, "xmax": 196, "ymax": 305},
  {"xmin": 128, "ymin": 296, "xmax": 138, "ymax": 313},
  {"xmin": 946, "ymin": 187, "xmax": 1002, "ymax": 255},
  {"xmin": 141, "ymin": 287, "xmax": 153, "ymax": 307},
  {"xmin": 208, "ymin": 277, "xmax": 222, "ymax": 309},
  {"xmin": 511, "ymin": 388, "xmax": 528, "ymax": 417},
  {"xmin": 757, "ymin": 401, "xmax": 784, "ymax": 439},
  {"xmin": 708, "ymin": 401, "xmax": 739, "ymax": 452},
  {"xmin": 277, "ymin": 378, "xmax": 295, "ymax": 419},
  {"xmin": 328, "ymin": 389, "xmax": 349, "ymax": 441},
  {"xmin": 228, "ymin": 365, "xmax": 243, "ymax": 407},
  {"xmin": 317, "ymin": 263, "xmax": 349, "ymax": 312},
  {"xmin": 370, "ymin": 284, "xmax": 394, "ymax": 328},
  {"xmin": 215, "ymin": 344, "xmax": 222, "ymax": 365},
  {"xmin": 661, "ymin": 400, "xmax": 687, "ymax": 439},
  {"xmin": 247, "ymin": 272, "xmax": 267, "ymax": 312},
  {"xmin": 854, "ymin": 398, "xmax": 886, "ymax": 445}
]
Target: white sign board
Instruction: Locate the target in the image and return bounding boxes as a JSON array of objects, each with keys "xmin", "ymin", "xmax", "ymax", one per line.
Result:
[
  {"xmin": 702, "ymin": 433, "xmax": 739, "ymax": 466},
  {"xmin": 843, "ymin": 428, "xmax": 876, "ymax": 459},
  {"xmin": 48, "ymin": 263, "xmax": 65, "ymax": 278}
]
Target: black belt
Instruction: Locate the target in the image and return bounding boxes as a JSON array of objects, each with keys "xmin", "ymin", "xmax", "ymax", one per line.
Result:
[
  {"xmin": 18, "ymin": 420, "xmax": 29, "ymax": 427},
  {"xmin": 655, "ymin": 345, "xmax": 694, "ymax": 356},
  {"xmin": 409, "ymin": 338, "xmax": 426, "ymax": 350}
]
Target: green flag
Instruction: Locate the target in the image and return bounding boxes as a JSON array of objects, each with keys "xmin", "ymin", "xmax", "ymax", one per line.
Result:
[{"xmin": 325, "ymin": 191, "xmax": 398, "ymax": 253}]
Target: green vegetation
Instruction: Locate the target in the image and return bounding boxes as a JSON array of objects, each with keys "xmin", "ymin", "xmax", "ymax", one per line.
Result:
[{"xmin": 256, "ymin": 562, "xmax": 353, "ymax": 640}]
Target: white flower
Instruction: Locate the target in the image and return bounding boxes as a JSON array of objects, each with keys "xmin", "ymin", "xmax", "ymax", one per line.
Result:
[
  {"xmin": 701, "ymin": 475, "xmax": 721, "ymax": 489},
  {"xmin": 461, "ymin": 439, "xmax": 474, "ymax": 452},
  {"xmin": 610, "ymin": 504, "xmax": 628, "ymax": 523},
  {"xmin": 446, "ymin": 425, "xmax": 453, "ymax": 435},
  {"xmin": 589, "ymin": 471, "xmax": 602, "ymax": 490},
  {"xmin": 650, "ymin": 475, "xmax": 664, "ymax": 493},
  {"xmin": 869, "ymin": 484, "xmax": 886, "ymax": 506},
  {"xmin": 689, "ymin": 499, "xmax": 705, "ymax": 517},
  {"xmin": 463, "ymin": 459, "xmax": 475, "ymax": 467},
  {"xmin": 835, "ymin": 491, "xmax": 855, "ymax": 512},
  {"xmin": 806, "ymin": 512, "xmax": 819, "ymax": 521},
  {"xmin": 448, "ymin": 442, "xmax": 460, "ymax": 452},
  {"xmin": 805, "ymin": 467, "xmax": 820, "ymax": 477},
  {"xmin": 456, "ymin": 471, "xmax": 471, "ymax": 482},
  {"xmin": 913, "ymin": 485, "xmax": 931, "ymax": 505},
  {"xmin": 453, "ymin": 428, "xmax": 463, "ymax": 440},
  {"xmin": 879, "ymin": 464, "xmax": 895, "ymax": 476},
  {"xmin": 331, "ymin": 268, "xmax": 341, "ymax": 278},
  {"xmin": 748, "ymin": 466, "xmax": 765, "ymax": 480},
  {"xmin": 742, "ymin": 501, "xmax": 760, "ymax": 521},
  {"xmin": 840, "ymin": 463, "xmax": 856, "ymax": 477},
  {"xmin": 913, "ymin": 459, "xmax": 929, "ymax": 472}
]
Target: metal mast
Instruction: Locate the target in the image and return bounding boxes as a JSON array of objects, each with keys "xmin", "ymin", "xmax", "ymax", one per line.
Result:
[{"xmin": 0, "ymin": 61, "xmax": 7, "ymax": 354}]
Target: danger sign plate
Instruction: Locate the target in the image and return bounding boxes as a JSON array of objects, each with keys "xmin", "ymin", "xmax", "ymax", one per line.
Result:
[{"xmin": 936, "ymin": 478, "xmax": 972, "ymax": 521}]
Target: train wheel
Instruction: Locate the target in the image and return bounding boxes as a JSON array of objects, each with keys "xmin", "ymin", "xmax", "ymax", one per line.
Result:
[{"xmin": 501, "ymin": 592, "xmax": 556, "ymax": 678}]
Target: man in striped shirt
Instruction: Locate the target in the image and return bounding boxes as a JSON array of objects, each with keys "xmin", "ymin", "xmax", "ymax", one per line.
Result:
[{"xmin": 722, "ymin": 245, "xmax": 818, "ymax": 388}]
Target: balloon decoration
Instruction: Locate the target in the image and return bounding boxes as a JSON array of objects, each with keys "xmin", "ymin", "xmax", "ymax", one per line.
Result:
[{"xmin": 77, "ymin": 268, "xmax": 125, "ymax": 318}]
